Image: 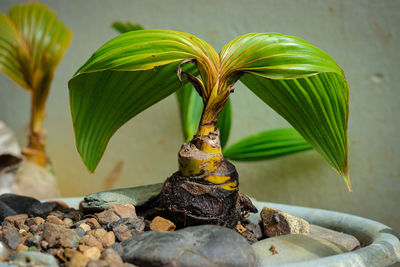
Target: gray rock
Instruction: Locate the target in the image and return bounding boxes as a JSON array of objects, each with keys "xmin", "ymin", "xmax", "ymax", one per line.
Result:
[
  {"xmin": 115, "ymin": 224, "xmax": 256, "ymax": 267},
  {"xmin": 0, "ymin": 241, "xmax": 10, "ymax": 260},
  {"xmin": 110, "ymin": 217, "xmax": 145, "ymax": 242},
  {"xmin": 252, "ymin": 234, "xmax": 349, "ymax": 266},
  {"xmin": 82, "ymin": 183, "xmax": 163, "ymax": 212},
  {"xmin": 0, "ymin": 194, "xmax": 40, "ymax": 220},
  {"xmin": 11, "ymin": 251, "xmax": 58, "ymax": 267},
  {"xmin": 309, "ymin": 224, "xmax": 360, "ymax": 251},
  {"xmin": 260, "ymin": 206, "xmax": 309, "ymax": 237},
  {"xmin": 42, "ymin": 223, "xmax": 79, "ymax": 248},
  {"xmin": 1, "ymin": 227, "xmax": 21, "ymax": 250}
]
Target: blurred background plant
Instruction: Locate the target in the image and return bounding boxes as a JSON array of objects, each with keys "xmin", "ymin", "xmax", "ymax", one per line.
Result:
[
  {"xmin": 0, "ymin": 2, "xmax": 72, "ymax": 198},
  {"xmin": 112, "ymin": 21, "xmax": 313, "ymax": 164}
]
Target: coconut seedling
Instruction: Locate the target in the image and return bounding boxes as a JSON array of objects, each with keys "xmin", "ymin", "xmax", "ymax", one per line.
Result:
[
  {"xmin": 68, "ymin": 30, "xmax": 349, "ymax": 228},
  {"xmin": 112, "ymin": 21, "xmax": 313, "ymax": 162},
  {"xmin": 0, "ymin": 2, "xmax": 72, "ymax": 166}
]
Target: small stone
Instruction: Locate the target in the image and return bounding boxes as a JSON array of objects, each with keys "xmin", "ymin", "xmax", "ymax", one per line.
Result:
[
  {"xmin": 17, "ymin": 223, "xmax": 29, "ymax": 232},
  {"xmin": 101, "ymin": 248, "xmax": 123, "ymax": 265},
  {"xmin": 110, "ymin": 217, "xmax": 145, "ymax": 242},
  {"xmin": 42, "ymin": 223, "xmax": 79, "ymax": 248},
  {"xmin": 76, "ymin": 227, "xmax": 86, "ymax": 238},
  {"xmin": 29, "ymin": 225, "xmax": 39, "ymax": 234},
  {"xmin": 269, "ymin": 245, "xmax": 279, "ymax": 255},
  {"xmin": 64, "ymin": 247, "xmax": 78, "ymax": 259},
  {"xmin": 4, "ymin": 214, "xmax": 28, "ymax": 224},
  {"xmin": 26, "ymin": 217, "xmax": 44, "ymax": 227},
  {"xmin": 150, "ymin": 216, "xmax": 176, "ymax": 232},
  {"xmin": 18, "ymin": 228, "xmax": 28, "ymax": 237},
  {"xmin": 83, "ymin": 247, "xmax": 101, "ymax": 260},
  {"xmin": 47, "ymin": 248, "xmax": 60, "ymax": 256},
  {"xmin": 260, "ymin": 206, "xmax": 309, "ymax": 237},
  {"xmin": 24, "ymin": 235, "xmax": 41, "ymax": 247},
  {"xmin": 67, "ymin": 251, "xmax": 90, "ymax": 267},
  {"xmin": 46, "ymin": 215, "xmax": 64, "ymax": 225},
  {"xmin": 63, "ymin": 217, "xmax": 74, "ymax": 228},
  {"xmin": 244, "ymin": 222, "xmax": 263, "ymax": 240},
  {"xmin": 109, "ymin": 204, "xmax": 137, "ymax": 218},
  {"xmin": 40, "ymin": 240, "xmax": 48, "ymax": 250},
  {"xmin": 78, "ymin": 223, "xmax": 91, "ymax": 232},
  {"xmin": 0, "ymin": 241, "xmax": 10, "ymax": 260},
  {"xmin": 236, "ymin": 223, "xmax": 258, "ymax": 244},
  {"xmin": 100, "ymin": 231, "xmax": 115, "ymax": 248},
  {"xmin": 77, "ymin": 244, "xmax": 90, "ymax": 252},
  {"xmin": 96, "ymin": 209, "xmax": 120, "ymax": 225},
  {"xmin": 48, "ymin": 210, "xmax": 64, "ymax": 219},
  {"xmin": 15, "ymin": 244, "xmax": 28, "ymax": 252},
  {"xmin": 88, "ymin": 228, "xmax": 115, "ymax": 248},
  {"xmin": 86, "ymin": 218, "xmax": 101, "ymax": 229},
  {"xmin": 80, "ymin": 235, "xmax": 103, "ymax": 250},
  {"xmin": 2, "ymin": 226, "xmax": 21, "ymax": 249}
]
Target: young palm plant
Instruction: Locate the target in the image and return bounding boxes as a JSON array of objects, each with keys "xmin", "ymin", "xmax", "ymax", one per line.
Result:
[
  {"xmin": 69, "ymin": 30, "xmax": 349, "ymax": 227},
  {"xmin": 0, "ymin": 2, "xmax": 72, "ymax": 166},
  {"xmin": 112, "ymin": 21, "xmax": 313, "ymax": 163}
]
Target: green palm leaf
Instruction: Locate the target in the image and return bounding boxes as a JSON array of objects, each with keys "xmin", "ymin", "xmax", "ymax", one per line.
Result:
[
  {"xmin": 69, "ymin": 30, "xmax": 218, "ymax": 172},
  {"xmin": 221, "ymin": 33, "xmax": 350, "ymax": 190},
  {"xmin": 0, "ymin": 2, "xmax": 72, "ymax": 91},
  {"xmin": 111, "ymin": 21, "xmax": 144, "ymax": 33},
  {"xmin": 223, "ymin": 128, "xmax": 312, "ymax": 161},
  {"xmin": 111, "ymin": 22, "xmax": 233, "ymax": 148}
]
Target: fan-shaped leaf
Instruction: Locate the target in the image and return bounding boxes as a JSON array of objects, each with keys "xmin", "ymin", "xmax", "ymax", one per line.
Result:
[
  {"xmin": 223, "ymin": 128, "xmax": 311, "ymax": 161},
  {"xmin": 221, "ymin": 33, "xmax": 350, "ymax": 190},
  {"xmin": 69, "ymin": 30, "xmax": 217, "ymax": 171}
]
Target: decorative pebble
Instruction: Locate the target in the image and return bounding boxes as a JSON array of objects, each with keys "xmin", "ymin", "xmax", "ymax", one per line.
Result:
[
  {"xmin": 115, "ymin": 224, "xmax": 256, "ymax": 267},
  {"xmin": 2, "ymin": 226, "xmax": 21, "ymax": 249},
  {"xmin": 42, "ymin": 223, "xmax": 79, "ymax": 248},
  {"xmin": 46, "ymin": 215, "xmax": 64, "ymax": 225},
  {"xmin": 83, "ymin": 246, "xmax": 101, "ymax": 260},
  {"xmin": 260, "ymin": 206, "xmax": 309, "ymax": 237},
  {"xmin": 150, "ymin": 216, "xmax": 176, "ymax": 232}
]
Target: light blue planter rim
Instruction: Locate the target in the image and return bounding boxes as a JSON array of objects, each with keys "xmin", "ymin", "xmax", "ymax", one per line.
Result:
[{"xmin": 30, "ymin": 196, "xmax": 400, "ymax": 267}]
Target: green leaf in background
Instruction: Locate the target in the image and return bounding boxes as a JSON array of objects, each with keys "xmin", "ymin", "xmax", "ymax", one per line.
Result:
[
  {"xmin": 220, "ymin": 33, "xmax": 350, "ymax": 190},
  {"xmin": 111, "ymin": 21, "xmax": 144, "ymax": 34},
  {"xmin": 0, "ymin": 2, "xmax": 72, "ymax": 165},
  {"xmin": 223, "ymin": 128, "xmax": 312, "ymax": 161},
  {"xmin": 176, "ymin": 83, "xmax": 203, "ymax": 141},
  {"xmin": 217, "ymin": 98, "xmax": 232, "ymax": 148},
  {"xmin": 0, "ymin": 2, "xmax": 72, "ymax": 91},
  {"xmin": 0, "ymin": 2, "xmax": 72, "ymax": 131},
  {"xmin": 69, "ymin": 30, "xmax": 217, "ymax": 172}
]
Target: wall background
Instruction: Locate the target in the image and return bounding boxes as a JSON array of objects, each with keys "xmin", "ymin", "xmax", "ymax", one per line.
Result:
[{"xmin": 1, "ymin": 0, "xmax": 399, "ymax": 234}]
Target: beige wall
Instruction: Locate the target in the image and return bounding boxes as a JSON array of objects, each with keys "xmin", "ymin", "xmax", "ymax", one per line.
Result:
[{"xmin": 1, "ymin": 0, "xmax": 399, "ymax": 234}]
